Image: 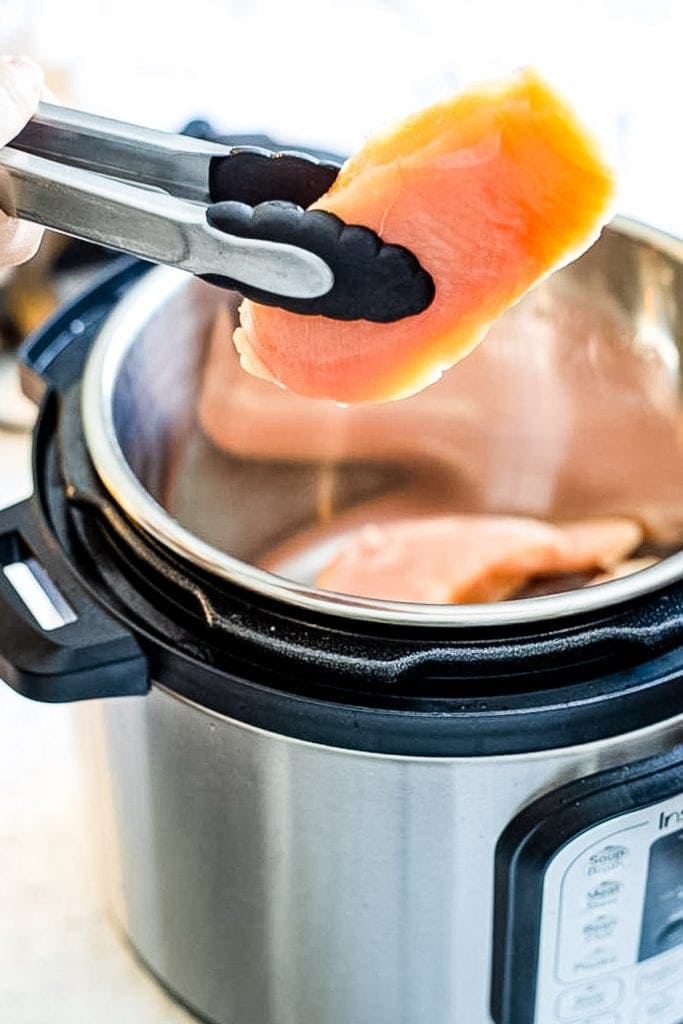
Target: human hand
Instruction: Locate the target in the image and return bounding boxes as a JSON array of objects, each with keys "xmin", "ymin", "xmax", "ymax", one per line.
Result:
[{"xmin": 0, "ymin": 55, "xmax": 45, "ymax": 269}]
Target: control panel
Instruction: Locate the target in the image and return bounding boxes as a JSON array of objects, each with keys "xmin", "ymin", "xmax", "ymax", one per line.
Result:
[
  {"xmin": 535, "ymin": 797, "xmax": 683, "ymax": 1023},
  {"xmin": 492, "ymin": 750, "xmax": 683, "ymax": 1024}
]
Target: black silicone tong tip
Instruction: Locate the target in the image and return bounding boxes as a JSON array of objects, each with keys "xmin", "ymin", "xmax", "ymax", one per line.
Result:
[
  {"xmin": 204, "ymin": 201, "xmax": 435, "ymax": 323},
  {"xmin": 210, "ymin": 147, "xmax": 342, "ymax": 210}
]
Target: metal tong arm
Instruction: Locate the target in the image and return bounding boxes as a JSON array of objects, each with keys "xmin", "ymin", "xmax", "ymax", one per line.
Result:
[
  {"xmin": 10, "ymin": 102, "xmax": 234, "ymax": 202},
  {"xmin": 0, "ymin": 147, "xmax": 333, "ymax": 298},
  {"xmin": 10, "ymin": 103, "xmax": 343, "ymax": 210}
]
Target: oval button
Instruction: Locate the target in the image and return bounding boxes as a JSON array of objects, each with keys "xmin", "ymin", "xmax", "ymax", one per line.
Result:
[
  {"xmin": 635, "ymin": 983, "xmax": 681, "ymax": 1022},
  {"xmin": 584, "ymin": 880, "xmax": 626, "ymax": 910},
  {"xmin": 638, "ymin": 954, "xmax": 683, "ymax": 995},
  {"xmin": 556, "ymin": 977, "xmax": 624, "ymax": 1019},
  {"xmin": 585, "ymin": 844, "xmax": 630, "ymax": 877}
]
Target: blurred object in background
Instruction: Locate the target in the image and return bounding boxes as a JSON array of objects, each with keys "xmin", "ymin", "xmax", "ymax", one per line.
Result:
[
  {"xmin": 0, "ymin": 233, "xmax": 69, "ymax": 430},
  {"xmin": 2, "ymin": 235, "xmax": 66, "ymax": 342},
  {"xmin": 0, "ymin": 0, "xmax": 77, "ymax": 425}
]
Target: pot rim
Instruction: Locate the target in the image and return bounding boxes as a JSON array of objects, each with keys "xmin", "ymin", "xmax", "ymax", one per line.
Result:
[{"xmin": 81, "ymin": 216, "xmax": 683, "ymax": 628}]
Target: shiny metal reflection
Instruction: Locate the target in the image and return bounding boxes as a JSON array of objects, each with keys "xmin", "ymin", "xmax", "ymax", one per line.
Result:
[{"xmin": 81, "ymin": 217, "xmax": 683, "ymax": 627}]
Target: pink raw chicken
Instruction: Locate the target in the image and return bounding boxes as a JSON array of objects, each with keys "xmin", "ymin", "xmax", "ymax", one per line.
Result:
[
  {"xmin": 314, "ymin": 515, "xmax": 643, "ymax": 604},
  {"xmin": 199, "ymin": 282, "xmax": 683, "ymax": 542},
  {"xmin": 233, "ymin": 69, "xmax": 614, "ymax": 403}
]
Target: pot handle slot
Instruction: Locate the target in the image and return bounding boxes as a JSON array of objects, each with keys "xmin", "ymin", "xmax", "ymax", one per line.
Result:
[{"xmin": 0, "ymin": 498, "xmax": 148, "ymax": 702}]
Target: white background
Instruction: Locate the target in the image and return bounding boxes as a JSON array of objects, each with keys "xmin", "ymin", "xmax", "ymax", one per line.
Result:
[{"xmin": 2, "ymin": 0, "xmax": 683, "ymax": 232}]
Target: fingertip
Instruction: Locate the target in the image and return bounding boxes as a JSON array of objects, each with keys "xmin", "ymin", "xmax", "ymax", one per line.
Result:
[
  {"xmin": 0, "ymin": 54, "xmax": 45, "ymax": 144},
  {"xmin": 40, "ymin": 84, "xmax": 61, "ymax": 105},
  {"xmin": 0, "ymin": 218, "xmax": 44, "ymax": 268}
]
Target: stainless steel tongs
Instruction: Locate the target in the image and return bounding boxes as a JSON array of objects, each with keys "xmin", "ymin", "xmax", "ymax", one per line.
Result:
[{"xmin": 0, "ymin": 104, "xmax": 434, "ymax": 322}]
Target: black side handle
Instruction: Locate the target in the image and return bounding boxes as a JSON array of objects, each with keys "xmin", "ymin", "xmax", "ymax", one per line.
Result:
[{"xmin": 0, "ymin": 497, "xmax": 148, "ymax": 703}]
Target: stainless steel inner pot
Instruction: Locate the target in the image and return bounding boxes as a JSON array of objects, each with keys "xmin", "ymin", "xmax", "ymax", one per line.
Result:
[{"xmin": 81, "ymin": 217, "xmax": 683, "ymax": 626}]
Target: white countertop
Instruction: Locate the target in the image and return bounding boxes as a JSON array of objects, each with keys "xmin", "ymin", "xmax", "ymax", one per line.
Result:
[{"xmin": 0, "ymin": 418, "xmax": 195, "ymax": 1021}]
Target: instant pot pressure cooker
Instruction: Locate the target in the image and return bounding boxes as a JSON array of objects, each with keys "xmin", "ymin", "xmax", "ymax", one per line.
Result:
[{"xmin": 1, "ymin": 220, "xmax": 682, "ymax": 1024}]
